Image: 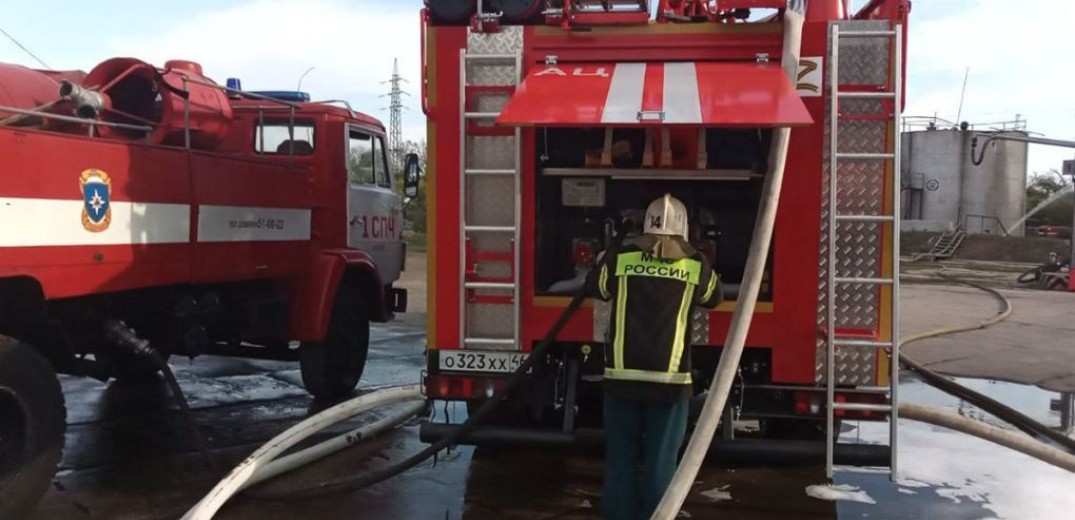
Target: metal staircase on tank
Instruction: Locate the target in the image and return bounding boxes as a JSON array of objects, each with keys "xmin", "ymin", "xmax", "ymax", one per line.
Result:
[
  {"xmin": 458, "ymin": 37, "xmax": 523, "ymax": 352},
  {"xmin": 825, "ymin": 23, "xmax": 904, "ymax": 479},
  {"xmin": 911, "ymin": 228, "xmax": 967, "ymax": 262}
]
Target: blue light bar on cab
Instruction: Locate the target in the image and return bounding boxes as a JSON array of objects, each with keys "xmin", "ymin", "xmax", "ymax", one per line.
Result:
[{"xmin": 249, "ymin": 91, "xmax": 312, "ymax": 102}]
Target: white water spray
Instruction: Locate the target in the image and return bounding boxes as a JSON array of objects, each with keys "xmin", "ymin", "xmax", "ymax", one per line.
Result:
[{"xmin": 1006, "ymin": 184, "xmax": 1075, "ymax": 235}]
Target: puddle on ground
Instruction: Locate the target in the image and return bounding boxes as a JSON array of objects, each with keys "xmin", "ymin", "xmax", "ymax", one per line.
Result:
[
  {"xmin": 835, "ymin": 375, "xmax": 1075, "ymax": 520},
  {"xmin": 900, "ymin": 374, "xmax": 1073, "ymax": 433}
]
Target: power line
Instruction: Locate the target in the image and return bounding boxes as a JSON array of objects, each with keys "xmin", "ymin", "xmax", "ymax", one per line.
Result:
[{"xmin": 0, "ymin": 25, "xmax": 50, "ymax": 69}]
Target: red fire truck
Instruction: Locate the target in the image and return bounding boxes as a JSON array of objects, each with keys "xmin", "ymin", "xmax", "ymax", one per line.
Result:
[
  {"xmin": 418, "ymin": 0, "xmax": 910, "ymax": 471},
  {"xmin": 0, "ymin": 58, "xmax": 408, "ymax": 517}
]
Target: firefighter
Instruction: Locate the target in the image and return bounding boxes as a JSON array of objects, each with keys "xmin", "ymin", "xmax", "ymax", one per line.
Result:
[{"xmin": 590, "ymin": 193, "xmax": 722, "ymax": 520}]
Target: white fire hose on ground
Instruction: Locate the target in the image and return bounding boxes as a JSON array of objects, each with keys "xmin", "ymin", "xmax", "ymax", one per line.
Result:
[{"xmin": 181, "ymin": 384, "xmax": 425, "ymax": 520}]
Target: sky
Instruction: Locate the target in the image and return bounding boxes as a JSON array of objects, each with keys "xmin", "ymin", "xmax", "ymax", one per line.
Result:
[{"xmin": 1, "ymin": 0, "xmax": 1073, "ymax": 176}]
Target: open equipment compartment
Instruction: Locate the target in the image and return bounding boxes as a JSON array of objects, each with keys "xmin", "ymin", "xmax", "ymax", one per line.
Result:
[{"xmin": 533, "ymin": 126, "xmax": 777, "ymax": 301}]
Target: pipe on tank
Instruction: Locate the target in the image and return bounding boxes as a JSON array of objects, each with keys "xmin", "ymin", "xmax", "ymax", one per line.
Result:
[
  {"xmin": 82, "ymin": 57, "xmax": 233, "ymax": 148},
  {"xmin": 59, "ymin": 81, "xmax": 110, "ymax": 119}
]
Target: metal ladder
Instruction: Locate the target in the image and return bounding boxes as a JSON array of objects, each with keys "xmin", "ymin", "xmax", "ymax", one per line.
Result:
[
  {"xmin": 825, "ymin": 24, "xmax": 903, "ymax": 479},
  {"xmin": 459, "ymin": 47, "xmax": 523, "ymax": 351}
]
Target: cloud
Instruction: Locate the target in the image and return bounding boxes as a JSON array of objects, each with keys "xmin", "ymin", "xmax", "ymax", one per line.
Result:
[
  {"xmin": 907, "ymin": 0, "xmax": 1075, "ymax": 173},
  {"xmin": 106, "ymin": 0, "xmax": 425, "ymax": 140}
]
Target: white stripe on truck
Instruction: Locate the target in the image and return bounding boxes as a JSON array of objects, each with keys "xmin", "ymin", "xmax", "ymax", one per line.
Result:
[
  {"xmin": 0, "ymin": 197, "xmax": 190, "ymax": 247},
  {"xmin": 196, "ymin": 205, "xmax": 312, "ymax": 243},
  {"xmin": 601, "ymin": 63, "xmax": 646, "ymax": 124}
]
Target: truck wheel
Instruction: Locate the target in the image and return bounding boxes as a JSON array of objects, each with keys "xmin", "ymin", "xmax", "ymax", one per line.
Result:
[
  {"xmin": 0, "ymin": 337, "xmax": 66, "ymax": 520},
  {"xmin": 300, "ymin": 289, "xmax": 370, "ymax": 400}
]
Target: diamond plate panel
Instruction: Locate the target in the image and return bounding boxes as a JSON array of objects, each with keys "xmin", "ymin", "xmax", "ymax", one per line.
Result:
[
  {"xmin": 466, "ymin": 303, "xmax": 515, "ymax": 346},
  {"xmin": 690, "ymin": 308, "xmax": 709, "ymax": 346},
  {"xmin": 467, "ymin": 26, "xmax": 522, "ymax": 86},
  {"xmin": 592, "ymin": 300, "xmax": 710, "ymax": 346},
  {"xmin": 467, "ymin": 175, "xmax": 515, "ymax": 227},
  {"xmin": 835, "ymin": 21, "xmax": 890, "ymax": 86},
  {"xmin": 467, "ymin": 63, "xmax": 516, "ymax": 87},
  {"xmin": 467, "ymin": 135, "xmax": 515, "ymax": 170},
  {"xmin": 475, "ymin": 93, "xmax": 510, "ymax": 114},
  {"xmin": 468, "ymin": 25, "xmax": 524, "ymax": 55},
  {"xmin": 468, "ymin": 233, "xmax": 514, "ymax": 257},
  {"xmin": 816, "ymin": 20, "xmax": 895, "ymax": 385}
]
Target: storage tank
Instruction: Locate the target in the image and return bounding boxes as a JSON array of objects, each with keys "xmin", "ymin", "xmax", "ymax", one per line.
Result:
[
  {"xmin": 0, "ymin": 62, "xmax": 62, "ymax": 110},
  {"xmin": 901, "ymin": 127, "xmax": 1029, "ymax": 236},
  {"xmin": 901, "ymin": 129, "xmax": 963, "ymax": 225},
  {"xmin": 960, "ymin": 131, "xmax": 1028, "ymax": 236}
]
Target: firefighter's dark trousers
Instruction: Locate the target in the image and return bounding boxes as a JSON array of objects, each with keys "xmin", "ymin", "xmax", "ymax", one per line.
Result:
[{"xmin": 602, "ymin": 392, "xmax": 689, "ymax": 520}]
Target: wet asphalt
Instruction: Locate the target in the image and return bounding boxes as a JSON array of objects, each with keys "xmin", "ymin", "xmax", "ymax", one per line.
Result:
[{"xmin": 26, "ymin": 311, "xmax": 1075, "ymax": 520}]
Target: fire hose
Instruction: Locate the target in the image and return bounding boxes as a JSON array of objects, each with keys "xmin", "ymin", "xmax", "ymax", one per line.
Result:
[
  {"xmin": 178, "ymin": 282, "xmax": 593, "ymax": 520},
  {"xmin": 649, "ymin": 10, "xmax": 805, "ymax": 518},
  {"xmin": 179, "ymin": 267, "xmax": 1075, "ymax": 519},
  {"xmin": 898, "ymin": 274, "xmax": 1075, "ymax": 454},
  {"xmin": 181, "ymin": 385, "xmax": 427, "ymax": 520},
  {"xmin": 240, "ymin": 285, "xmax": 592, "ymax": 503}
]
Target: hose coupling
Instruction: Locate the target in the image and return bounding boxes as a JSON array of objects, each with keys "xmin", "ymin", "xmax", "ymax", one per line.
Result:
[{"xmin": 103, "ymin": 320, "xmax": 156, "ymax": 358}]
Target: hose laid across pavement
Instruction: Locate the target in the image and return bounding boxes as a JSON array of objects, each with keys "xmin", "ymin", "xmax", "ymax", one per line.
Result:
[
  {"xmin": 899, "ymin": 402, "xmax": 1075, "ymax": 473},
  {"xmin": 243, "ymin": 399, "xmax": 427, "ymax": 489},
  {"xmin": 898, "ymin": 274, "xmax": 1075, "ymax": 454},
  {"xmin": 181, "ymin": 384, "xmax": 426, "ymax": 520},
  {"xmin": 246, "ymin": 286, "xmax": 592, "ymax": 502}
]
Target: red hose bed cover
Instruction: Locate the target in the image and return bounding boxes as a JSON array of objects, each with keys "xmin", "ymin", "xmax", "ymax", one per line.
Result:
[{"xmin": 497, "ymin": 61, "xmax": 813, "ymax": 127}]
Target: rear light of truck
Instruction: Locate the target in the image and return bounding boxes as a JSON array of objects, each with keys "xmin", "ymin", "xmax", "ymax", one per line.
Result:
[
  {"xmin": 425, "ymin": 374, "xmax": 507, "ymax": 401},
  {"xmin": 793, "ymin": 391, "xmax": 890, "ymax": 420}
]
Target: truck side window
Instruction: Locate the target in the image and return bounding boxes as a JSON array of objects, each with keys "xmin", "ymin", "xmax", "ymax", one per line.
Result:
[
  {"xmin": 348, "ymin": 131, "xmax": 376, "ymax": 184},
  {"xmin": 256, "ymin": 122, "xmax": 315, "ymax": 155},
  {"xmin": 373, "ymin": 135, "xmax": 392, "ymax": 188}
]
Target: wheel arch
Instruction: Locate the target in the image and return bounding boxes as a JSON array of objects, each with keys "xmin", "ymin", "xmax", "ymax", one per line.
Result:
[
  {"xmin": 292, "ymin": 250, "xmax": 390, "ymax": 342},
  {"xmin": 0, "ymin": 276, "xmax": 71, "ymax": 370}
]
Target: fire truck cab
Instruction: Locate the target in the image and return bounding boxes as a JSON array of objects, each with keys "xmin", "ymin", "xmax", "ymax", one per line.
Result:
[
  {"xmin": 419, "ymin": 0, "xmax": 910, "ymax": 469},
  {"xmin": 0, "ymin": 57, "xmax": 406, "ymax": 517}
]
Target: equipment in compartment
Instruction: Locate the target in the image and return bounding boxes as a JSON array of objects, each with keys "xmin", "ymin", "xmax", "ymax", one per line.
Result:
[
  {"xmin": 560, "ymin": 178, "xmax": 606, "ymax": 207},
  {"xmin": 535, "ymin": 126, "xmax": 773, "ymax": 297}
]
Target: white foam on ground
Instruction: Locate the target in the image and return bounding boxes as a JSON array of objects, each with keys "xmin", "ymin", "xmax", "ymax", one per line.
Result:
[
  {"xmin": 699, "ymin": 485, "xmax": 732, "ymax": 502},
  {"xmin": 851, "ymin": 417, "xmax": 1075, "ymax": 519},
  {"xmin": 805, "ymin": 484, "xmax": 877, "ymax": 505}
]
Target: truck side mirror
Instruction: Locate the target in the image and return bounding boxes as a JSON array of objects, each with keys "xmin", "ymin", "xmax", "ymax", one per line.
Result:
[{"xmin": 403, "ymin": 153, "xmax": 421, "ymax": 199}]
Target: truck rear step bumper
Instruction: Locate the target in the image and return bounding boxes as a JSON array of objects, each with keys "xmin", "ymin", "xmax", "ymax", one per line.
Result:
[{"xmin": 418, "ymin": 423, "xmax": 891, "ymax": 467}]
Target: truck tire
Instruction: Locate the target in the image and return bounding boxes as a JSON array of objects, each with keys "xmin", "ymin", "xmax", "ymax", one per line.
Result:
[
  {"xmin": 0, "ymin": 337, "xmax": 66, "ymax": 520},
  {"xmin": 300, "ymin": 288, "xmax": 370, "ymax": 400}
]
